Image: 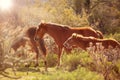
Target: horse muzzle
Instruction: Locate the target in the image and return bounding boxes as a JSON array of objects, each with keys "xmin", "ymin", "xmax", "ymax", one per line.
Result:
[{"xmin": 34, "ymin": 37, "xmax": 39, "ymax": 41}]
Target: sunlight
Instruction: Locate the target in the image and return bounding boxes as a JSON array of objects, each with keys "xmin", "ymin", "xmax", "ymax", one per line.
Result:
[{"xmin": 0, "ymin": 0, "xmax": 13, "ymax": 11}]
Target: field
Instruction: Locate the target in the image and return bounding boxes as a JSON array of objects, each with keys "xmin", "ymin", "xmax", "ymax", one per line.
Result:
[
  {"xmin": 0, "ymin": 67, "xmax": 103, "ymax": 80},
  {"xmin": 1, "ymin": 68, "xmax": 104, "ymax": 80},
  {"xmin": 1, "ymin": 49, "xmax": 120, "ymax": 80},
  {"xmin": 0, "ymin": 52, "xmax": 104, "ymax": 80}
]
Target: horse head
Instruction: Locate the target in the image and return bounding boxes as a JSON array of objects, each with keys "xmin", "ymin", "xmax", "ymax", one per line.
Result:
[
  {"xmin": 63, "ymin": 33, "xmax": 78, "ymax": 49},
  {"xmin": 34, "ymin": 22, "xmax": 47, "ymax": 41}
]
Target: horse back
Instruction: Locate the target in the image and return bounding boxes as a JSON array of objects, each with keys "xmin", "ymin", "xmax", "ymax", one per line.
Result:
[
  {"xmin": 102, "ymin": 39, "xmax": 120, "ymax": 49},
  {"xmin": 71, "ymin": 27, "xmax": 99, "ymax": 38}
]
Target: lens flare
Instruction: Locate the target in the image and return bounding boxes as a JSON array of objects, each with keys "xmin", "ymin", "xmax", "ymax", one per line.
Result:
[{"xmin": 0, "ymin": 0, "xmax": 13, "ymax": 11}]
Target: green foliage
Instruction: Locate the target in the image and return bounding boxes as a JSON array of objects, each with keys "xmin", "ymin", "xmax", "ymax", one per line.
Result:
[
  {"xmin": 46, "ymin": 53, "xmax": 57, "ymax": 67},
  {"xmin": 71, "ymin": 0, "xmax": 120, "ymax": 34},
  {"xmin": 113, "ymin": 33, "xmax": 120, "ymax": 42},
  {"xmin": 104, "ymin": 33, "xmax": 120, "ymax": 42},
  {"xmin": 1, "ymin": 66, "xmax": 103, "ymax": 80},
  {"xmin": 89, "ymin": 0, "xmax": 120, "ymax": 34},
  {"xmin": 62, "ymin": 49, "xmax": 92, "ymax": 71}
]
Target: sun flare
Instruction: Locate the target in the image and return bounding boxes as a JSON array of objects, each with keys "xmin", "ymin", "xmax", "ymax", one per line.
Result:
[{"xmin": 0, "ymin": 0, "xmax": 13, "ymax": 11}]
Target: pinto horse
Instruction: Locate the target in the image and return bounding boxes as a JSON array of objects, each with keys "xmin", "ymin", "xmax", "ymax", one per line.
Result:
[
  {"xmin": 11, "ymin": 27, "xmax": 46, "ymax": 67},
  {"xmin": 34, "ymin": 22, "xmax": 103, "ymax": 69},
  {"xmin": 64, "ymin": 33, "xmax": 120, "ymax": 51}
]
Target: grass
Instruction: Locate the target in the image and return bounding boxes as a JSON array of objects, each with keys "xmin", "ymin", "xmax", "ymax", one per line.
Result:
[
  {"xmin": 1, "ymin": 46, "xmax": 120, "ymax": 80},
  {"xmin": 0, "ymin": 66, "xmax": 104, "ymax": 80},
  {"xmin": 0, "ymin": 50, "xmax": 104, "ymax": 80}
]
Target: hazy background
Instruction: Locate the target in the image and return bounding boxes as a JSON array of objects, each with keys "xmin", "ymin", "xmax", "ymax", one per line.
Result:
[{"xmin": 0, "ymin": 0, "xmax": 120, "ymax": 34}]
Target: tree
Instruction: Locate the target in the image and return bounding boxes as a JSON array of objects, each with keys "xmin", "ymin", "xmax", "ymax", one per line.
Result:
[{"xmin": 72, "ymin": 0, "xmax": 120, "ymax": 34}]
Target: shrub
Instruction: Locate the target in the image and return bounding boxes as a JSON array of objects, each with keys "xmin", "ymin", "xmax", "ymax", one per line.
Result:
[
  {"xmin": 105, "ymin": 33, "xmax": 120, "ymax": 42},
  {"xmin": 46, "ymin": 53, "xmax": 57, "ymax": 67},
  {"xmin": 42, "ymin": 66, "xmax": 104, "ymax": 80},
  {"xmin": 0, "ymin": 23, "xmax": 35, "ymax": 78},
  {"xmin": 62, "ymin": 49, "xmax": 92, "ymax": 71},
  {"xmin": 113, "ymin": 33, "xmax": 120, "ymax": 42},
  {"xmin": 87, "ymin": 43, "xmax": 120, "ymax": 80}
]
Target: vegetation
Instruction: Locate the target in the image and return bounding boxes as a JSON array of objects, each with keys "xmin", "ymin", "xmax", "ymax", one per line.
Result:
[{"xmin": 0, "ymin": 0, "xmax": 120, "ymax": 80}]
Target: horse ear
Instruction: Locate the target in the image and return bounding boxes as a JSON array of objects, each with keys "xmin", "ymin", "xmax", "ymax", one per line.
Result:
[
  {"xmin": 38, "ymin": 20, "xmax": 46, "ymax": 28},
  {"xmin": 36, "ymin": 26, "xmax": 39, "ymax": 30},
  {"xmin": 72, "ymin": 33, "xmax": 77, "ymax": 38},
  {"xmin": 41, "ymin": 20, "xmax": 47, "ymax": 26},
  {"xmin": 41, "ymin": 20, "xmax": 45, "ymax": 24}
]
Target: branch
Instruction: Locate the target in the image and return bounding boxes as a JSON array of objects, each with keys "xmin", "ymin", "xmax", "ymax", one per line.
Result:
[
  {"xmin": 90, "ymin": 0, "xmax": 109, "ymax": 10},
  {"xmin": 0, "ymin": 72, "xmax": 21, "ymax": 79}
]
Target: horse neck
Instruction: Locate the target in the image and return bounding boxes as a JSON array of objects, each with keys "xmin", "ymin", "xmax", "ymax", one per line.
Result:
[
  {"xmin": 45, "ymin": 25, "xmax": 59, "ymax": 38},
  {"xmin": 75, "ymin": 38, "xmax": 87, "ymax": 50},
  {"xmin": 45, "ymin": 24, "xmax": 70, "ymax": 45},
  {"xmin": 46, "ymin": 23, "xmax": 72, "ymax": 37}
]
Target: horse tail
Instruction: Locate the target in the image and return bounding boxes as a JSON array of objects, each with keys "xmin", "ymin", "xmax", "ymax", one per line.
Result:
[{"xmin": 96, "ymin": 30, "xmax": 103, "ymax": 39}]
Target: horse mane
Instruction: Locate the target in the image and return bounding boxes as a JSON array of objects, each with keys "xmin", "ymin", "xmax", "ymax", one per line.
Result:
[
  {"xmin": 96, "ymin": 30, "xmax": 103, "ymax": 39},
  {"xmin": 70, "ymin": 26, "xmax": 93, "ymax": 30},
  {"xmin": 43, "ymin": 22, "xmax": 70, "ymax": 31},
  {"xmin": 44, "ymin": 23, "xmax": 104, "ymax": 39},
  {"xmin": 72, "ymin": 33, "xmax": 78, "ymax": 38},
  {"xmin": 26, "ymin": 27, "xmax": 37, "ymax": 38},
  {"xmin": 63, "ymin": 25, "xmax": 70, "ymax": 30},
  {"xmin": 73, "ymin": 33, "xmax": 100, "ymax": 41},
  {"xmin": 41, "ymin": 22, "xmax": 97, "ymax": 32}
]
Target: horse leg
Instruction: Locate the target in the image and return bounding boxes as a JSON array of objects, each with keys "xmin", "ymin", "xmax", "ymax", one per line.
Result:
[
  {"xmin": 57, "ymin": 47, "xmax": 63, "ymax": 67},
  {"xmin": 34, "ymin": 48, "xmax": 39, "ymax": 67},
  {"xmin": 30, "ymin": 41, "xmax": 39, "ymax": 67},
  {"xmin": 39, "ymin": 39, "xmax": 47, "ymax": 71},
  {"xmin": 33, "ymin": 46, "xmax": 39, "ymax": 67},
  {"xmin": 42, "ymin": 54, "xmax": 47, "ymax": 71}
]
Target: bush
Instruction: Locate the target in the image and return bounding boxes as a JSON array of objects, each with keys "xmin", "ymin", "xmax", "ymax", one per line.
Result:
[
  {"xmin": 42, "ymin": 66, "xmax": 104, "ymax": 80},
  {"xmin": 105, "ymin": 33, "xmax": 120, "ymax": 42},
  {"xmin": 46, "ymin": 53, "xmax": 57, "ymax": 67},
  {"xmin": 113, "ymin": 33, "xmax": 120, "ymax": 42},
  {"xmin": 87, "ymin": 43, "xmax": 120, "ymax": 80},
  {"xmin": 0, "ymin": 23, "xmax": 35, "ymax": 78},
  {"xmin": 62, "ymin": 49, "xmax": 92, "ymax": 71}
]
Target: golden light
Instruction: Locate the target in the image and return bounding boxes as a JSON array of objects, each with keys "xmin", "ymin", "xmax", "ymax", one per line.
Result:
[{"xmin": 0, "ymin": 0, "xmax": 13, "ymax": 11}]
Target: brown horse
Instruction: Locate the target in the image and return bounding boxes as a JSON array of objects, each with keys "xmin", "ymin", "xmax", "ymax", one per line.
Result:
[
  {"xmin": 64, "ymin": 33, "xmax": 120, "ymax": 51},
  {"xmin": 34, "ymin": 22, "xmax": 103, "ymax": 69},
  {"xmin": 11, "ymin": 37, "xmax": 30, "ymax": 51},
  {"xmin": 11, "ymin": 27, "xmax": 46, "ymax": 67}
]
